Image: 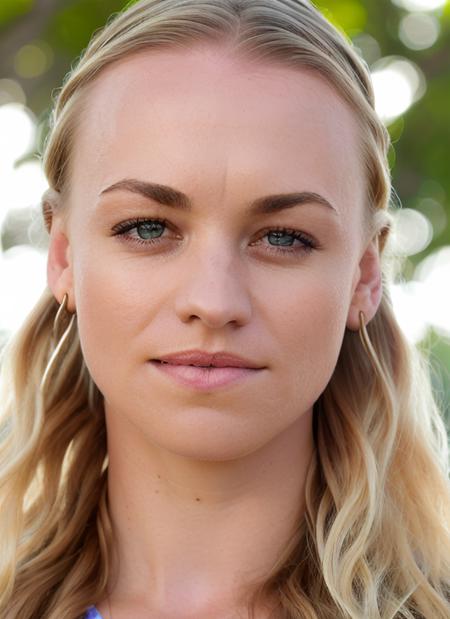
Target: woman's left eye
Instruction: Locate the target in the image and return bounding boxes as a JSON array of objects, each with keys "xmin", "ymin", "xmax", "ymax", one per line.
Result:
[{"xmin": 111, "ymin": 217, "xmax": 317, "ymax": 256}]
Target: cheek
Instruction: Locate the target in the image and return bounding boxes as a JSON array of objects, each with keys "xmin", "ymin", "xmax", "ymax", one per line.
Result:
[
  {"xmin": 270, "ymin": 261, "xmax": 349, "ymax": 335},
  {"xmin": 274, "ymin": 271, "xmax": 350, "ymax": 399},
  {"xmin": 71, "ymin": 249, "xmax": 161, "ymax": 391}
]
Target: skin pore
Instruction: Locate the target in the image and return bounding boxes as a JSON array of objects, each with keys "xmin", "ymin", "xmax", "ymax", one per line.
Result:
[{"xmin": 47, "ymin": 44, "xmax": 382, "ymax": 618}]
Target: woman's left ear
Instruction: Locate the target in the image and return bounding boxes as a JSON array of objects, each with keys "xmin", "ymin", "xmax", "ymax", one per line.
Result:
[{"xmin": 346, "ymin": 237, "xmax": 383, "ymax": 331}]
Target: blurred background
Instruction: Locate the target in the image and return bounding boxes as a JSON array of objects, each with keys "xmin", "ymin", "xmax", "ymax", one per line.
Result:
[{"xmin": 0, "ymin": 0, "xmax": 449, "ymax": 426}]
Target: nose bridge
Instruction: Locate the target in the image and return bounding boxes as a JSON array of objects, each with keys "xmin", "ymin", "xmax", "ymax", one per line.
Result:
[{"xmin": 173, "ymin": 230, "xmax": 252, "ymax": 328}]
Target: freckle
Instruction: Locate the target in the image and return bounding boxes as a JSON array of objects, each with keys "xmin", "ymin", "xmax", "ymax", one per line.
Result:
[
  {"xmin": 155, "ymin": 489, "xmax": 159, "ymax": 494},
  {"xmin": 157, "ymin": 474, "xmax": 161, "ymax": 479}
]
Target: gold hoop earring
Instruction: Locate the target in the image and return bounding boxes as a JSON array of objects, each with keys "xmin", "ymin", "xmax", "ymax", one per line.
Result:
[{"xmin": 40, "ymin": 293, "xmax": 76, "ymax": 393}]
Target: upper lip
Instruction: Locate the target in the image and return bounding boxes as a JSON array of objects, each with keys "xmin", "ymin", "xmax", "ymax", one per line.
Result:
[{"xmin": 152, "ymin": 350, "xmax": 265, "ymax": 369}]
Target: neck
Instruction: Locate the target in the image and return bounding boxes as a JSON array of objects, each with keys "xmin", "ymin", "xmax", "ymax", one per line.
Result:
[{"xmin": 103, "ymin": 406, "xmax": 314, "ymax": 618}]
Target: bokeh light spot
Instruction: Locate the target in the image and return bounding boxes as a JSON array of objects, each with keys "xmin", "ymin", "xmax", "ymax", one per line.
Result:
[
  {"xmin": 415, "ymin": 246, "xmax": 450, "ymax": 339},
  {"xmin": 392, "ymin": 0, "xmax": 447, "ymax": 11},
  {"xmin": 391, "ymin": 281, "xmax": 428, "ymax": 343},
  {"xmin": 388, "ymin": 208, "xmax": 434, "ymax": 255},
  {"xmin": 352, "ymin": 33, "xmax": 382, "ymax": 65},
  {"xmin": 0, "ymin": 245, "xmax": 47, "ymax": 334},
  {"xmin": 371, "ymin": 56, "xmax": 426, "ymax": 123},
  {"xmin": 14, "ymin": 41, "xmax": 54, "ymax": 79},
  {"xmin": 1, "ymin": 161, "xmax": 47, "ymax": 213},
  {"xmin": 0, "ymin": 103, "xmax": 35, "ymax": 172},
  {"xmin": 0, "ymin": 79, "xmax": 26, "ymax": 106},
  {"xmin": 399, "ymin": 12, "xmax": 440, "ymax": 49}
]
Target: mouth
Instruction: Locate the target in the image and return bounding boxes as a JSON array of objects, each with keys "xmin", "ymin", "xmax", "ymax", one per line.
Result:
[{"xmin": 149, "ymin": 360, "xmax": 263, "ymax": 390}]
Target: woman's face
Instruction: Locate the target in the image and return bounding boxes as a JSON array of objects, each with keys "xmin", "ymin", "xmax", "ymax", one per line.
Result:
[{"xmin": 49, "ymin": 45, "xmax": 379, "ymax": 460}]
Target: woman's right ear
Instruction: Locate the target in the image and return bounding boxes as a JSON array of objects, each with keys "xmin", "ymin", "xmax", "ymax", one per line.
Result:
[{"xmin": 43, "ymin": 189, "xmax": 75, "ymax": 312}]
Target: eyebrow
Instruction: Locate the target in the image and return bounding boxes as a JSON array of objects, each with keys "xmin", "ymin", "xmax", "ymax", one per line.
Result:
[{"xmin": 99, "ymin": 178, "xmax": 338, "ymax": 216}]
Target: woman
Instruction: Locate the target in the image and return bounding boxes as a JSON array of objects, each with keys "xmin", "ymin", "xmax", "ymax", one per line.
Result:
[{"xmin": 0, "ymin": 1, "xmax": 449, "ymax": 617}]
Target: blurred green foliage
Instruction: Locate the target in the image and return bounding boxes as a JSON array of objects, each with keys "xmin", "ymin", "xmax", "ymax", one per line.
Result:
[
  {"xmin": 0, "ymin": 0, "xmax": 33, "ymax": 25},
  {"xmin": 0, "ymin": 0, "xmax": 449, "ymax": 422}
]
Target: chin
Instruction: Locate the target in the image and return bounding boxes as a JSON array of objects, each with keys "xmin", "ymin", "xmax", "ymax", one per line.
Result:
[{"xmin": 144, "ymin": 417, "xmax": 274, "ymax": 462}]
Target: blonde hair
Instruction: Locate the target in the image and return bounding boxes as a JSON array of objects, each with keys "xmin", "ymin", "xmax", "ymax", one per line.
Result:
[{"xmin": 1, "ymin": 1, "xmax": 449, "ymax": 617}]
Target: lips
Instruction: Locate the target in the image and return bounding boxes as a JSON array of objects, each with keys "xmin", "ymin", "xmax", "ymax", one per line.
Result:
[
  {"xmin": 152, "ymin": 349, "xmax": 264, "ymax": 369},
  {"xmin": 150, "ymin": 360, "xmax": 263, "ymax": 391}
]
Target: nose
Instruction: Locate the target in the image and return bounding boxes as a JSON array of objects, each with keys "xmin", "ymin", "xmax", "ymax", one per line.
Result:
[{"xmin": 173, "ymin": 242, "xmax": 252, "ymax": 329}]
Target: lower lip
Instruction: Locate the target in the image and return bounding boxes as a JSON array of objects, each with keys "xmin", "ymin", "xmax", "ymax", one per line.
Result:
[{"xmin": 150, "ymin": 361, "xmax": 262, "ymax": 390}]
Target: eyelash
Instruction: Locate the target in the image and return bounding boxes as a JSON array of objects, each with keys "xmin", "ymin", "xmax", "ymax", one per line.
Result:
[{"xmin": 111, "ymin": 217, "xmax": 317, "ymax": 256}]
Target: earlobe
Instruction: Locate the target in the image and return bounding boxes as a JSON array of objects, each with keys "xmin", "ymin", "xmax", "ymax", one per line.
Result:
[{"xmin": 346, "ymin": 238, "xmax": 383, "ymax": 332}]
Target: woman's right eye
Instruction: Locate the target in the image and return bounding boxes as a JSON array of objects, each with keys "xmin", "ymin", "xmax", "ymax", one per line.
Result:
[{"xmin": 111, "ymin": 217, "xmax": 171, "ymax": 247}]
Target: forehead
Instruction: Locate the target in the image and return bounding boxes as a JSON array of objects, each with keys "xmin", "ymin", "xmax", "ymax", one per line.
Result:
[{"xmin": 70, "ymin": 45, "xmax": 364, "ymax": 215}]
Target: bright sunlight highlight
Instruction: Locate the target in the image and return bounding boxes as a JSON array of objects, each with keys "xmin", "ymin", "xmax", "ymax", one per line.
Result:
[{"xmin": 371, "ymin": 57, "xmax": 426, "ymax": 123}]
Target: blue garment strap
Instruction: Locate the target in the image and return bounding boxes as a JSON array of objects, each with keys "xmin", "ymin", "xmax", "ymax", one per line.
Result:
[{"xmin": 84, "ymin": 606, "xmax": 104, "ymax": 619}]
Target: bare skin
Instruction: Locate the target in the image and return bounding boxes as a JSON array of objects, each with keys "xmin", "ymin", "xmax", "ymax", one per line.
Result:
[{"xmin": 47, "ymin": 43, "xmax": 382, "ymax": 618}]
